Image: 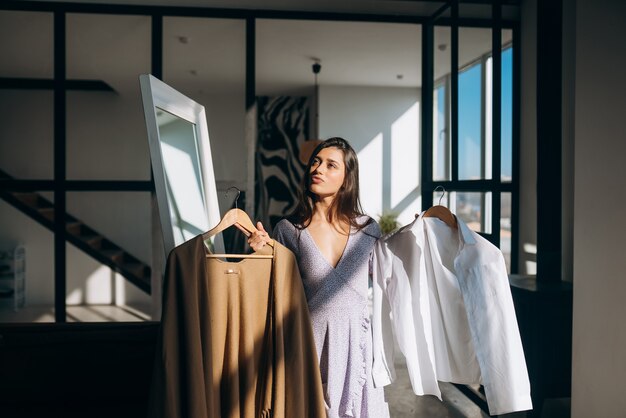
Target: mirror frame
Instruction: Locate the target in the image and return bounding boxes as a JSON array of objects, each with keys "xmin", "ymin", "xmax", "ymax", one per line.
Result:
[{"xmin": 139, "ymin": 74, "xmax": 222, "ymax": 257}]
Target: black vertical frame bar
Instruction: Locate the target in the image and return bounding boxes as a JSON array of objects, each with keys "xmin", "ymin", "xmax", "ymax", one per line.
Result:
[
  {"xmin": 149, "ymin": 13, "xmax": 163, "ymax": 285},
  {"xmin": 491, "ymin": 1, "xmax": 502, "ymax": 246},
  {"xmin": 421, "ymin": 23, "xmax": 434, "ymax": 210},
  {"xmin": 54, "ymin": 11, "xmax": 66, "ymax": 323},
  {"xmin": 444, "ymin": 75, "xmax": 451, "ymax": 180},
  {"xmin": 511, "ymin": 22, "xmax": 520, "ymax": 274},
  {"xmin": 245, "ymin": 17, "xmax": 255, "ymax": 110},
  {"xmin": 536, "ymin": 0, "xmax": 562, "ymax": 280},
  {"xmin": 450, "ymin": 0, "xmax": 459, "ymax": 182},
  {"xmin": 151, "ymin": 14, "xmax": 163, "ymax": 79},
  {"xmin": 479, "ymin": 56, "xmax": 488, "ymax": 236}
]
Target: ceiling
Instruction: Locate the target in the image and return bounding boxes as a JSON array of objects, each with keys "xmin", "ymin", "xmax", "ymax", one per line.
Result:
[
  {"xmin": 30, "ymin": 0, "xmax": 520, "ymax": 17},
  {"xmin": 34, "ymin": 0, "xmax": 449, "ymax": 16},
  {"xmin": 0, "ymin": 2, "xmax": 517, "ymax": 96}
]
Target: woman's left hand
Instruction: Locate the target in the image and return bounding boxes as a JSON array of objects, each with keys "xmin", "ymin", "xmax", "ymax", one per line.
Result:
[{"xmin": 246, "ymin": 221, "xmax": 271, "ymax": 251}]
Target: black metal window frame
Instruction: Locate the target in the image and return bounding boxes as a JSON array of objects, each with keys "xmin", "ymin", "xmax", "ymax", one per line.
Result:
[
  {"xmin": 432, "ymin": 42, "xmax": 515, "ymax": 222},
  {"xmin": 0, "ymin": 1, "xmax": 520, "ymax": 321},
  {"xmin": 422, "ymin": 1, "xmax": 520, "ymax": 273}
]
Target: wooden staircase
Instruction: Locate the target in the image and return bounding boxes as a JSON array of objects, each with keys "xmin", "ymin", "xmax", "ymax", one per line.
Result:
[{"xmin": 0, "ymin": 172, "xmax": 151, "ymax": 294}]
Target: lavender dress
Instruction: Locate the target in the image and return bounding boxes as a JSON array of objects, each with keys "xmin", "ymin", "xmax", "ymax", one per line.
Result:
[{"xmin": 273, "ymin": 216, "xmax": 390, "ymax": 418}]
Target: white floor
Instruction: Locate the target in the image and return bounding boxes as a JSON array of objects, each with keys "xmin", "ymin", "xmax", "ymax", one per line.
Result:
[{"xmin": 0, "ymin": 304, "xmax": 151, "ymax": 323}]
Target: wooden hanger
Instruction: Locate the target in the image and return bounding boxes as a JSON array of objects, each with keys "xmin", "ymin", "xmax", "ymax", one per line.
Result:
[
  {"xmin": 423, "ymin": 186, "xmax": 458, "ymax": 229},
  {"xmin": 424, "ymin": 205, "xmax": 458, "ymax": 229},
  {"xmin": 202, "ymin": 188, "xmax": 273, "ymax": 259}
]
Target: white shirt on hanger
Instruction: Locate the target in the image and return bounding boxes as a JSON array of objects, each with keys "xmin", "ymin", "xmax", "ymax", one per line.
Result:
[{"xmin": 372, "ymin": 212, "xmax": 532, "ymax": 416}]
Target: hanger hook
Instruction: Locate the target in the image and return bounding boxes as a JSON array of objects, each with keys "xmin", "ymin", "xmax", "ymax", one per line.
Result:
[
  {"xmin": 226, "ymin": 186, "xmax": 241, "ymax": 210},
  {"xmin": 433, "ymin": 185, "xmax": 446, "ymax": 206}
]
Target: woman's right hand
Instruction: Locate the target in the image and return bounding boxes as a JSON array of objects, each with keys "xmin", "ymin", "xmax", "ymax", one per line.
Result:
[{"xmin": 246, "ymin": 221, "xmax": 272, "ymax": 252}]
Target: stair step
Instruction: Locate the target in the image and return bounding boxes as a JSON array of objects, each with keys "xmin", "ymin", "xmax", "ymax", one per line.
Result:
[
  {"xmin": 121, "ymin": 262, "xmax": 148, "ymax": 279},
  {"xmin": 101, "ymin": 249, "xmax": 124, "ymax": 262},
  {"xmin": 38, "ymin": 207, "xmax": 55, "ymax": 221},
  {"xmin": 12, "ymin": 192, "xmax": 41, "ymax": 207},
  {"xmin": 66, "ymin": 222, "xmax": 83, "ymax": 235},
  {"xmin": 81, "ymin": 235, "xmax": 104, "ymax": 248}
]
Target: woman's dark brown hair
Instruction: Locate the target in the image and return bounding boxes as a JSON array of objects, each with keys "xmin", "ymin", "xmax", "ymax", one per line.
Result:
[{"xmin": 288, "ymin": 137, "xmax": 372, "ymax": 231}]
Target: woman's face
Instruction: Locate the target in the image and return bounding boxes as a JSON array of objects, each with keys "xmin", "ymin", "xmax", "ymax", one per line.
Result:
[{"xmin": 309, "ymin": 146, "xmax": 346, "ymax": 199}]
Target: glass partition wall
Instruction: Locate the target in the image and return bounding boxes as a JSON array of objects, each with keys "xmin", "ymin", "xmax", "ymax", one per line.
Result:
[
  {"xmin": 426, "ymin": 4, "xmax": 517, "ymax": 272},
  {"xmin": 256, "ymin": 19, "xmax": 422, "ymax": 229},
  {"xmin": 0, "ymin": 2, "xmax": 518, "ymax": 323}
]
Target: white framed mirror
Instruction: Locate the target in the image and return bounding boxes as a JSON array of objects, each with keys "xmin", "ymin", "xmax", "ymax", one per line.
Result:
[{"xmin": 139, "ymin": 74, "xmax": 224, "ymax": 258}]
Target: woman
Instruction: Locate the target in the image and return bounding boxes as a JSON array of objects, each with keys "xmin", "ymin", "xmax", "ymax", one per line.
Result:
[{"xmin": 248, "ymin": 137, "xmax": 390, "ymax": 418}]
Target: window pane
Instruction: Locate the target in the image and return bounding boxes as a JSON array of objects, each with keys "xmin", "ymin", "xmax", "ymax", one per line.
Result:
[
  {"xmin": 0, "ymin": 90, "xmax": 53, "ymax": 179},
  {"xmin": 0, "ymin": 11, "xmax": 53, "ymax": 79},
  {"xmin": 434, "ymin": 26, "xmax": 451, "ymax": 181},
  {"xmin": 501, "ymin": 192, "xmax": 512, "ymax": 273},
  {"xmin": 66, "ymin": 192, "xmax": 152, "ymax": 322},
  {"xmin": 433, "ymin": 83, "xmax": 449, "ymax": 180},
  {"xmin": 0, "ymin": 205, "xmax": 54, "ymax": 323},
  {"xmin": 442, "ymin": 191, "xmax": 492, "ymax": 233},
  {"xmin": 66, "ymin": 13, "xmax": 151, "ymax": 180},
  {"xmin": 485, "ymin": 56, "xmax": 493, "ymax": 180},
  {"xmin": 458, "ymin": 63, "xmax": 483, "ymax": 180},
  {"xmin": 257, "ymin": 19, "xmax": 422, "ymax": 227},
  {"xmin": 501, "ymin": 40, "xmax": 513, "ymax": 182},
  {"xmin": 458, "ymin": 27, "xmax": 492, "ymax": 181},
  {"xmin": 165, "ymin": 17, "xmax": 246, "ymax": 205}
]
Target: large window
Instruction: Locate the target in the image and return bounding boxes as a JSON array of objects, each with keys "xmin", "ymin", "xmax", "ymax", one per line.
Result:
[{"xmin": 429, "ymin": 24, "xmax": 516, "ymax": 272}]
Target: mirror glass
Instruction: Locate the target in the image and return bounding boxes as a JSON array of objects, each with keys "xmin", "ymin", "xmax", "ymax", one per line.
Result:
[
  {"xmin": 155, "ymin": 108, "xmax": 209, "ymax": 245},
  {"xmin": 140, "ymin": 74, "xmax": 222, "ymax": 258}
]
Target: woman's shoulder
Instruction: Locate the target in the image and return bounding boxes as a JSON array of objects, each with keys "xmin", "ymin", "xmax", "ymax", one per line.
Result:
[
  {"xmin": 272, "ymin": 218, "xmax": 301, "ymax": 240},
  {"xmin": 274, "ymin": 218, "xmax": 299, "ymax": 233},
  {"xmin": 272, "ymin": 218, "xmax": 302, "ymax": 251},
  {"xmin": 355, "ymin": 215, "xmax": 381, "ymax": 238}
]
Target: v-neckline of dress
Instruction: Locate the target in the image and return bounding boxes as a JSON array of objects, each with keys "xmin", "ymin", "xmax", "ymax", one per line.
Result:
[{"xmin": 303, "ymin": 225, "xmax": 352, "ymax": 270}]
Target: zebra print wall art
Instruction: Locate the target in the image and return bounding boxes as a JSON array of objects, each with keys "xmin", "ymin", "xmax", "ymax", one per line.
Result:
[{"xmin": 255, "ymin": 95, "xmax": 313, "ymax": 231}]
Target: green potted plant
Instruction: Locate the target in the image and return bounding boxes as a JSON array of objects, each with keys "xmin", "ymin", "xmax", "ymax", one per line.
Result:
[{"xmin": 378, "ymin": 212, "xmax": 399, "ymax": 235}]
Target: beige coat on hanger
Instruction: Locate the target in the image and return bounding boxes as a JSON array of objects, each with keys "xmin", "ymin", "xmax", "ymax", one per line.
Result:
[{"xmin": 149, "ymin": 235, "xmax": 326, "ymax": 418}]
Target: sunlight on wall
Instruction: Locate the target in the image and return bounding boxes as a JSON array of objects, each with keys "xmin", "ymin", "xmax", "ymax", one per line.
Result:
[
  {"xmin": 115, "ymin": 273, "xmax": 127, "ymax": 306},
  {"xmin": 391, "ymin": 101, "xmax": 421, "ymax": 226},
  {"xmin": 66, "ymin": 265, "xmax": 115, "ymax": 305},
  {"xmin": 523, "ymin": 242, "xmax": 537, "ymax": 275},
  {"xmin": 66, "ymin": 288, "xmax": 83, "ymax": 305},
  {"xmin": 358, "ymin": 133, "xmax": 383, "ymax": 219}
]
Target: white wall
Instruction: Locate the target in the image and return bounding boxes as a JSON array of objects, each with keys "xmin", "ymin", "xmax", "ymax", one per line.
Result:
[
  {"xmin": 571, "ymin": 0, "xmax": 626, "ymax": 415},
  {"xmin": 319, "ymin": 85, "xmax": 421, "ymax": 227}
]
